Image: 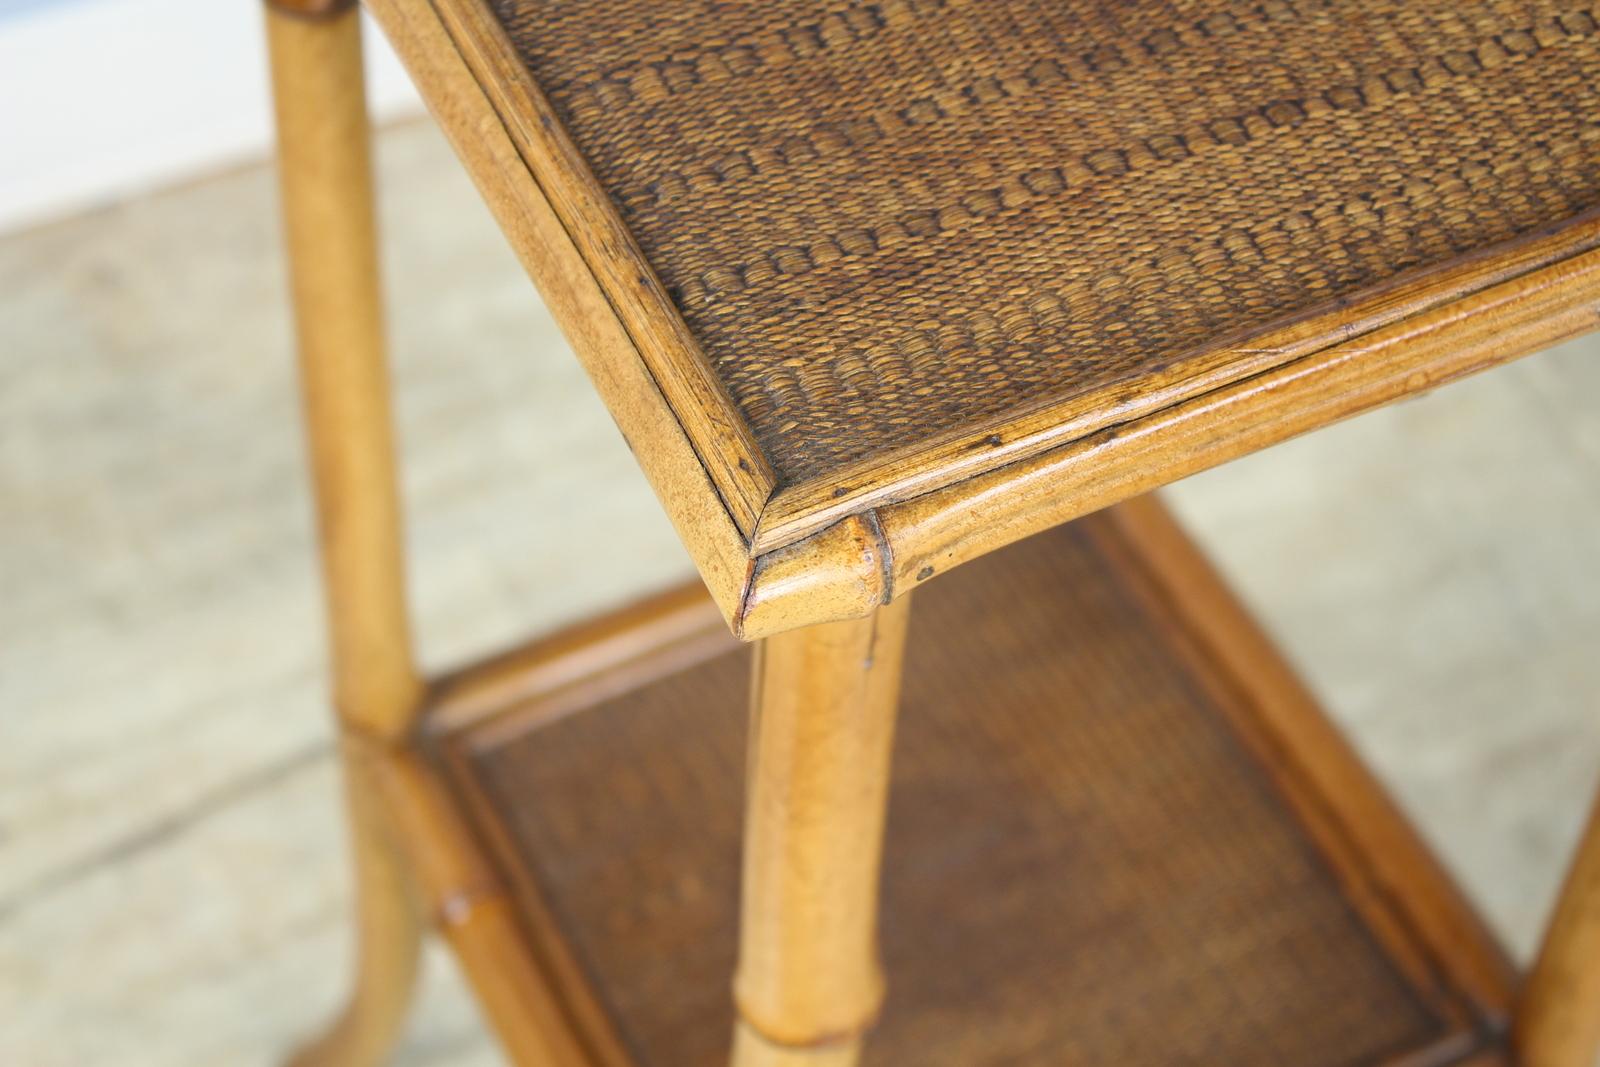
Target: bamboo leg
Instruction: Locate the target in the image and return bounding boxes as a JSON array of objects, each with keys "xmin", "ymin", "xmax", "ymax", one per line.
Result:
[
  {"xmin": 732, "ymin": 598, "xmax": 913, "ymax": 1067},
  {"xmin": 1515, "ymin": 791, "xmax": 1600, "ymax": 1067},
  {"xmin": 288, "ymin": 741, "xmax": 422, "ymax": 1067},
  {"xmin": 266, "ymin": 0, "xmax": 421, "ymax": 743},
  {"xmin": 378, "ymin": 754, "xmax": 592, "ymax": 1067},
  {"xmin": 267, "ymin": 4, "xmax": 425, "ymax": 1065}
]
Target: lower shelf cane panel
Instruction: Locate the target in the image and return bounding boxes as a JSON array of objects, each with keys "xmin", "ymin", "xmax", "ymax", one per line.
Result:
[{"xmin": 436, "ymin": 502, "xmax": 1508, "ymax": 1067}]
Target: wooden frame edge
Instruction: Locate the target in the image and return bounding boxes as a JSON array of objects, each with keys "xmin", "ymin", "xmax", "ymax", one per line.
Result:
[
  {"xmin": 362, "ymin": 0, "xmax": 760, "ymax": 630},
  {"xmin": 874, "ymin": 245, "xmax": 1600, "ymax": 616},
  {"xmin": 431, "ymin": 746, "xmax": 641, "ymax": 1067},
  {"xmin": 1104, "ymin": 495, "xmax": 1517, "ymax": 1026},
  {"xmin": 411, "ymin": 0, "xmax": 775, "ymax": 533},
  {"xmin": 743, "ymin": 241, "xmax": 1600, "ymax": 639},
  {"xmin": 374, "ymin": 746, "xmax": 600, "ymax": 1066},
  {"xmin": 420, "ymin": 587, "xmax": 739, "ymax": 1067},
  {"xmin": 753, "ymin": 209, "xmax": 1600, "ymax": 555},
  {"xmin": 424, "ymin": 581, "xmax": 732, "ymax": 738}
]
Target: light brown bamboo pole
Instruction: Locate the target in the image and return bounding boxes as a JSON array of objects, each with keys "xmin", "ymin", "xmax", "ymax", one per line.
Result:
[
  {"xmin": 286, "ymin": 738, "xmax": 422, "ymax": 1067},
  {"xmin": 1515, "ymin": 791, "xmax": 1600, "ymax": 1067},
  {"xmin": 378, "ymin": 753, "xmax": 594, "ymax": 1067},
  {"xmin": 267, "ymin": 0, "xmax": 422, "ymax": 743},
  {"xmin": 268, "ymin": 6, "xmax": 424, "ymax": 1066},
  {"xmin": 733, "ymin": 598, "xmax": 913, "ymax": 1067}
]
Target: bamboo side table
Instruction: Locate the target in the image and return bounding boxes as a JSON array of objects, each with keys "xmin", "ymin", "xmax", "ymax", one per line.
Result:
[{"xmin": 264, "ymin": 1, "xmax": 1600, "ymax": 1065}]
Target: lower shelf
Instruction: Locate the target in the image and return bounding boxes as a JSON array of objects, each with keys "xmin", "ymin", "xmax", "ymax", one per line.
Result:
[{"xmin": 428, "ymin": 498, "xmax": 1511, "ymax": 1067}]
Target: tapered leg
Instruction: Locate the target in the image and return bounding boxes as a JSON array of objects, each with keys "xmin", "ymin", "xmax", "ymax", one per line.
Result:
[
  {"xmin": 733, "ymin": 598, "xmax": 913, "ymax": 1067},
  {"xmin": 267, "ymin": 3, "xmax": 425, "ymax": 1065},
  {"xmin": 1515, "ymin": 791, "xmax": 1600, "ymax": 1067}
]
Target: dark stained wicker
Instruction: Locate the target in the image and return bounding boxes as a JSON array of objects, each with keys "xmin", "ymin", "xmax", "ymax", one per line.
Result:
[
  {"xmin": 469, "ymin": 520, "xmax": 1485, "ymax": 1066},
  {"xmin": 489, "ymin": 0, "xmax": 1600, "ymax": 483}
]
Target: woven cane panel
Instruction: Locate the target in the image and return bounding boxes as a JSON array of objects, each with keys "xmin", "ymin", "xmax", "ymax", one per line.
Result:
[
  {"xmin": 489, "ymin": 0, "xmax": 1600, "ymax": 482},
  {"xmin": 471, "ymin": 520, "xmax": 1463, "ymax": 1066}
]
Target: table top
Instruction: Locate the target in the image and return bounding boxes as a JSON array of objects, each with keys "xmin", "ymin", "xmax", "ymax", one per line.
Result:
[{"xmin": 370, "ymin": 0, "xmax": 1600, "ymax": 637}]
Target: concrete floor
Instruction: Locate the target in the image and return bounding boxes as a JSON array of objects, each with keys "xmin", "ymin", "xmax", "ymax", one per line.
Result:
[{"xmin": 1, "ymin": 116, "xmax": 1597, "ymax": 1066}]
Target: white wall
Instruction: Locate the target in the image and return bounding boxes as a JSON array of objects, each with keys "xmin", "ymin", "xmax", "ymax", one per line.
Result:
[{"xmin": 0, "ymin": 0, "xmax": 423, "ymax": 233}]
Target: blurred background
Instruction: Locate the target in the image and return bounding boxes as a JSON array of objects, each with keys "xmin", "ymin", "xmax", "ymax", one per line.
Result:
[{"xmin": 2, "ymin": 1, "xmax": 1598, "ymax": 1064}]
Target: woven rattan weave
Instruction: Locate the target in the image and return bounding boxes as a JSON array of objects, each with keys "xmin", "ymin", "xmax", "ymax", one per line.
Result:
[
  {"xmin": 461, "ymin": 517, "xmax": 1487, "ymax": 1066},
  {"xmin": 489, "ymin": 0, "xmax": 1600, "ymax": 483}
]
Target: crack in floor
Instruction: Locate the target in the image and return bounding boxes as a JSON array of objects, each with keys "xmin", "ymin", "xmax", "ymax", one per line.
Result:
[{"xmin": 0, "ymin": 738, "xmax": 332, "ymax": 927}]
